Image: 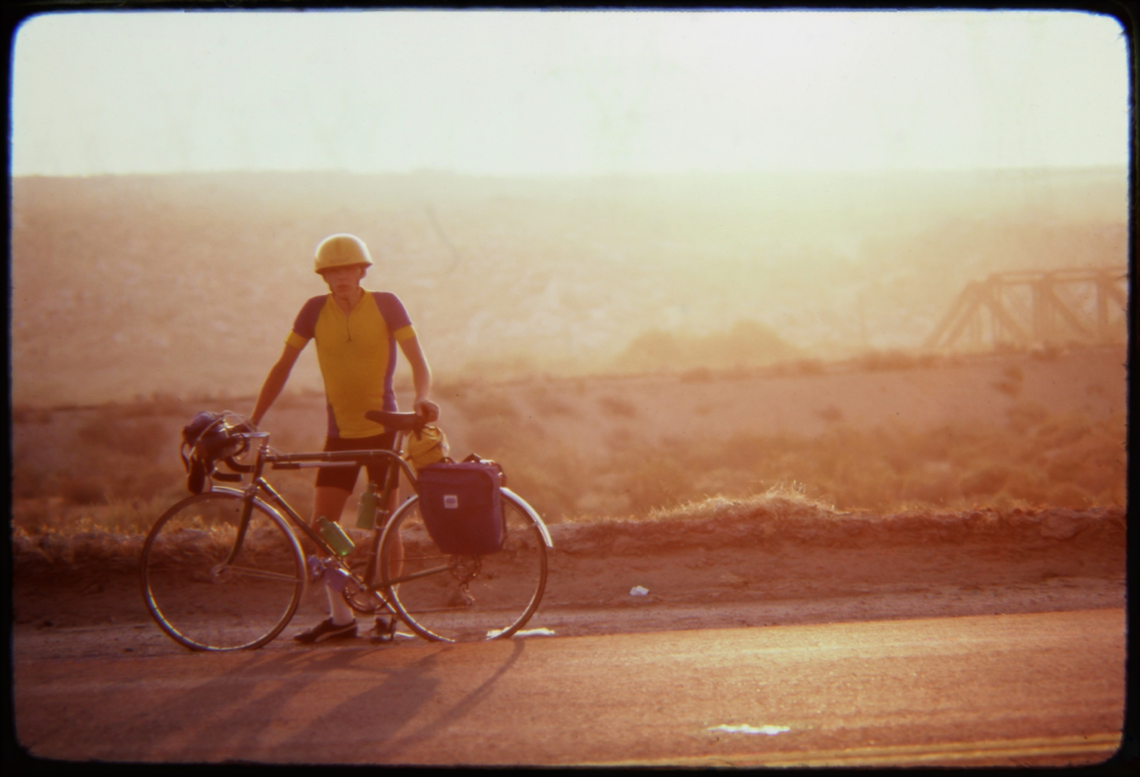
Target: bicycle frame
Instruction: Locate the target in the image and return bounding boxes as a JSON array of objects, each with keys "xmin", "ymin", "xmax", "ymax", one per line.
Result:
[{"xmin": 217, "ymin": 431, "xmax": 423, "ymax": 615}]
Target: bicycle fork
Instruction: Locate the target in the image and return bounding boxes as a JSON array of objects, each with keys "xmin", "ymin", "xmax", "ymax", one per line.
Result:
[{"xmin": 209, "ymin": 484, "xmax": 262, "ymax": 581}]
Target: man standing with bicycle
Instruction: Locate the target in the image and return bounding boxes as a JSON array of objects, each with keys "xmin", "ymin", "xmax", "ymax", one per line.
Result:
[{"xmin": 250, "ymin": 233, "xmax": 439, "ymax": 644}]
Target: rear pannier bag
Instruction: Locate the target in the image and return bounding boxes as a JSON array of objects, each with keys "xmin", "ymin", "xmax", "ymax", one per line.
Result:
[{"xmin": 417, "ymin": 462, "xmax": 505, "ymax": 555}]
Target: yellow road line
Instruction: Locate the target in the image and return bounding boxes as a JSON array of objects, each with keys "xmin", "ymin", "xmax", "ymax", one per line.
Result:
[{"xmin": 584, "ymin": 732, "xmax": 1122, "ymax": 768}]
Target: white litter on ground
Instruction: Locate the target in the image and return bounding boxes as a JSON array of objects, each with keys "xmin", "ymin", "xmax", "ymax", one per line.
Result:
[
  {"xmin": 707, "ymin": 724, "xmax": 791, "ymax": 736},
  {"xmin": 486, "ymin": 627, "xmax": 557, "ymax": 638},
  {"xmin": 630, "ymin": 586, "xmax": 650, "ymax": 596}
]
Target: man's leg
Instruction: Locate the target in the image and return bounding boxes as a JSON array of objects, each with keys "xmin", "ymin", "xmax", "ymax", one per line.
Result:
[
  {"xmin": 312, "ymin": 485, "xmax": 353, "ymax": 531},
  {"xmin": 362, "ymin": 455, "xmax": 404, "ymax": 581},
  {"xmin": 312, "ymin": 486, "xmax": 356, "ymax": 626},
  {"xmin": 296, "ymin": 433, "xmax": 396, "ymax": 644}
]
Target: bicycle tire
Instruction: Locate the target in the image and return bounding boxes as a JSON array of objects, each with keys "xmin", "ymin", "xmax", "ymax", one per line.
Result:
[
  {"xmin": 377, "ymin": 491, "xmax": 548, "ymax": 643},
  {"xmin": 141, "ymin": 489, "xmax": 306, "ymax": 651}
]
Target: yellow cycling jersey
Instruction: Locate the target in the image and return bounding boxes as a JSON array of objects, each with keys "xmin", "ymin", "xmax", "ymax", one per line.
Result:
[{"xmin": 285, "ymin": 291, "xmax": 416, "ymax": 439}]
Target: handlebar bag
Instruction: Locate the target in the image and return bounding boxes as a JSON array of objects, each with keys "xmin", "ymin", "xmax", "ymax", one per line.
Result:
[
  {"xmin": 417, "ymin": 462, "xmax": 505, "ymax": 555},
  {"xmin": 180, "ymin": 411, "xmax": 251, "ymax": 493}
]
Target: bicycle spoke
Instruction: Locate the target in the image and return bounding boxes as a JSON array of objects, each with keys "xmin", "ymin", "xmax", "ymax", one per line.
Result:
[
  {"xmin": 141, "ymin": 491, "xmax": 305, "ymax": 651},
  {"xmin": 378, "ymin": 492, "xmax": 547, "ymax": 642},
  {"xmin": 215, "ymin": 565, "xmax": 304, "ymax": 584}
]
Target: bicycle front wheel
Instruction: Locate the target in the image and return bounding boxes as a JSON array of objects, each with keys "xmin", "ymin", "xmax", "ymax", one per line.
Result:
[
  {"xmin": 141, "ymin": 490, "xmax": 306, "ymax": 651},
  {"xmin": 378, "ymin": 491, "xmax": 548, "ymax": 642}
]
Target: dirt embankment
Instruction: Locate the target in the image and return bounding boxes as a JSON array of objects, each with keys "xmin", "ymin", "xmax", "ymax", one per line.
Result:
[
  {"xmin": 543, "ymin": 503, "xmax": 1126, "ymax": 613},
  {"xmin": 12, "ymin": 502, "xmax": 1126, "ymax": 635}
]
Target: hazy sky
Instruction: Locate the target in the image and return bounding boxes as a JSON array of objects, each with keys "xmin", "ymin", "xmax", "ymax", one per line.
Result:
[{"xmin": 11, "ymin": 9, "xmax": 1129, "ymax": 177}]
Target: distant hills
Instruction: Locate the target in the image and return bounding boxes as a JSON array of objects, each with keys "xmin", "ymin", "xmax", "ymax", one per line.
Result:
[{"xmin": 10, "ymin": 168, "xmax": 1127, "ymax": 406}]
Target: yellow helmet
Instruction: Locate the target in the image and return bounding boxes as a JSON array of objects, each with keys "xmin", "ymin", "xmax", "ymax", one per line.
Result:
[{"xmin": 314, "ymin": 234, "xmax": 373, "ymax": 274}]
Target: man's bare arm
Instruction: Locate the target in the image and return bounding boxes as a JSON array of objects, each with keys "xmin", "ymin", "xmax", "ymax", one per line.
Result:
[
  {"xmin": 251, "ymin": 343, "xmax": 303, "ymax": 426},
  {"xmin": 398, "ymin": 336, "xmax": 439, "ymax": 422}
]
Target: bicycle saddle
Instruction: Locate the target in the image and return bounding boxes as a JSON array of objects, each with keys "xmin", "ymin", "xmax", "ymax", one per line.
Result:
[{"xmin": 364, "ymin": 410, "xmax": 426, "ymax": 431}]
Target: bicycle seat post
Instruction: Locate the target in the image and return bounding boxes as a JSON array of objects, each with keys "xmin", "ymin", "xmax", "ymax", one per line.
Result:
[{"xmin": 378, "ymin": 430, "xmax": 406, "ymax": 525}]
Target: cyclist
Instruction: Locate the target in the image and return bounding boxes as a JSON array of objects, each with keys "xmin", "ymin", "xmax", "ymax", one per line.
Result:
[{"xmin": 250, "ymin": 233, "xmax": 439, "ymax": 644}]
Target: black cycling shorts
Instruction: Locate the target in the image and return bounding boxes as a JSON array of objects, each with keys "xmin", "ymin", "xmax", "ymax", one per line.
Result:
[{"xmin": 314, "ymin": 431, "xmax": 399, "ymax": 492}]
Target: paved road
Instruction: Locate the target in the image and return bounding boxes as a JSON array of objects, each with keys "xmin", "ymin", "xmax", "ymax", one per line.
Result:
[{"xmin": 14, "ymin": 609, "xmax": 1124, "ymax": 766}]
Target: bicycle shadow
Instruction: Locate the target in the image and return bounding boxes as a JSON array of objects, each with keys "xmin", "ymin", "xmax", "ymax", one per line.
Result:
[
  {"xmin": 379, "ymin": 638, "xmax": 527, "ymax": 761},
  {"xmin": 132, "ymin": 637, "xmax": 528, "ymax": 764},
  {"xmin": 140, "ymin": 645, "xmax": 444, "ymax": 762},
  {"xmin": 256, "ymin": 638, "xmax": 530, "ymax": 764}
]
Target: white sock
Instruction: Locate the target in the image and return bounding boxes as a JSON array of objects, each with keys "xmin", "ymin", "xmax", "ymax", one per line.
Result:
[{"xmin": 326, "ymin": 585, "xmax": 356, "ymax": 626}]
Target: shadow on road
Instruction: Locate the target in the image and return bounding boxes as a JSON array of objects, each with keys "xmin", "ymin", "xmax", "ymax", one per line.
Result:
[
  {"xmin": 153, "ymin": 647, "xmax": 442, "ymax": 761},
  {"xmin": 380, "ymin": 639, "xmax": 527, "ymax": 760},
  {"xmin": 121, "ymin": 639, "xmax": 527, "ymax": 763}
]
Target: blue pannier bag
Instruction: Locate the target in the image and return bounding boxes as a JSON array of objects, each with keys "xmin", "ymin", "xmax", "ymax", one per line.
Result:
[{"xmin": 417, "ymin": 461, "xmax": 505, "ymax": 555}]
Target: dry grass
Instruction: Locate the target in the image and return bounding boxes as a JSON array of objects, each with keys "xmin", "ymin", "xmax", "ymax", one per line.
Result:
[
  {"xmin": 10, "ymin": 366, "xmax": 1127, "ymax": 537},
  {"xmin": 518, "ymin": 404, "xmax": 1125, "ymax": 522},
  {"xmin": 647, "ymin": 482, "xmax": 835, "ymax": 523}
]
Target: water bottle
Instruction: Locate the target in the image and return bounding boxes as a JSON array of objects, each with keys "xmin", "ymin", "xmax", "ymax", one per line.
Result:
[
  {"xmin": 317, "ymin": 516, "xmax": 355, "ymax": 557},
  {"xmin": 356, "ymin": 483, "xmax": 379, "ymax": 530}
]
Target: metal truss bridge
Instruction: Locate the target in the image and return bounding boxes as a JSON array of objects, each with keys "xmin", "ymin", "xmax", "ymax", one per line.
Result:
[{"xmin": 924, "ymin": 267, "xmax": 1129, "ymax": 351}]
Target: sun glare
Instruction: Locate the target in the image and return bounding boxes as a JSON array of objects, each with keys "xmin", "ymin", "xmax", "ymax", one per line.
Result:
[{"xmin": 11, "ymin": 9, "xmax": 1128, "ymax": 176}]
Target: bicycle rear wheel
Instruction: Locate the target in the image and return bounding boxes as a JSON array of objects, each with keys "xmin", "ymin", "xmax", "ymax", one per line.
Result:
[
  {"xmin": 141, "ymin": 490, "xmax": 306, "ymax": 651},
  {"xmin": 377, "ymin": 491, "xmax": 548, "ymax": 642}
]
